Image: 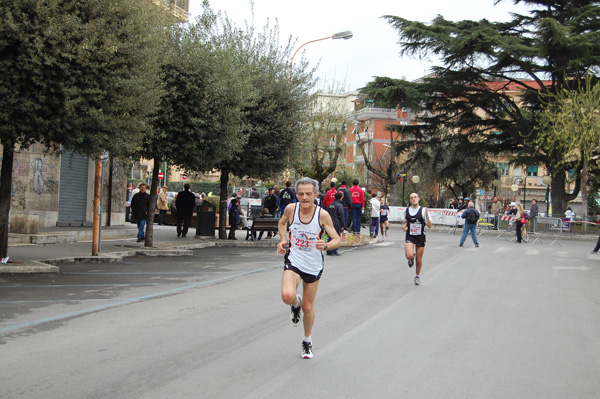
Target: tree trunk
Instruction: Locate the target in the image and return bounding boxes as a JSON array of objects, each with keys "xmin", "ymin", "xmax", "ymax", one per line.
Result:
[
  {"xmin": 389, "ymin": 181, "xmax": 399, "ymax": 206},
  {"xmin": 581, "ymin": 156, "xmax": 589, "ymax": 232},
  {"xmin": 219, "ymin": 171, "xmax": 229, "ymax": 240},
  {"xmin": 92, "ymin": 154, "xmax": 102, "ymax": 256},
  {"xmin": 0, "ymin": 144, "xmax": 15, "ymax": 259},
  {"xmin": 145, "ymin": 163, "xmax": 160, "ymax": 247}
]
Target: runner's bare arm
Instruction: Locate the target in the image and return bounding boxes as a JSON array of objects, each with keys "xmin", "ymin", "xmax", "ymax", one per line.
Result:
[
  {"xmin": 277, "ymin": 204, "xmax": 294, "ymax": 255},
  {"xmin": 316, "ymin": 209, "xmax": 341, "ymax": 251},
  {"xmin": 424, "ymin": 207, "xmax": 433, "ymax": 229}
]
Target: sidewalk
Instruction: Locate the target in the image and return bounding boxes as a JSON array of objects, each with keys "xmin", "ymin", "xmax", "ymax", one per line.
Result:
[{"xmin": 2, "ymin": 224, "xmax": 278, "ymax": 274}]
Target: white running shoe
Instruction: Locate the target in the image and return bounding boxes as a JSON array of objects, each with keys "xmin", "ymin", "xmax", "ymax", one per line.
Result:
[
  {"xmin": 414, "ymin": 276, "xmax": 420, "ymax": 286},
  {"xmin": 302, "ymin": 341, "xmax": 313, "ymax": 359}
]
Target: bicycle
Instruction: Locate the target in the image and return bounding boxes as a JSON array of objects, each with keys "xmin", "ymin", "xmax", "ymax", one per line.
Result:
[{"xmin": 507, "ymin": 220, "xmax": 529, "ymax": 242}]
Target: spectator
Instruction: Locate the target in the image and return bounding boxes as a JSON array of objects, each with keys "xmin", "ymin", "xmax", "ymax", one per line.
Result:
[
  {"xmin": 236, "ymin": 195, "xmax": 251, "ymax": 230},
  {"xmin": 370, "ymin": 193, "xmax": 381, "ymax": 239},
  {"xmin": 250, "ymin": 187, "xmax": 260, "ymax": 199},
  {"xmin": 326, "ymin": 192, "xmax": 346, "ymax": 256},
  {"xmin": 490, "ymin": 196, "xmax": 503, "ymax": 229},
  {"xmin": 530, "ymin": 199, "xmax": 539, "ymax": 232},
  {"xmin": 279, "ymin": 181, "xmax": 297, "ymax": 216},
  {"xmin": 251, "ymin": 208, "xmax": 274, "ymax": 241},
  {"xmin": 323, "ymin": 181, "xmax": 337, "ymax": 208},
  {"xmin": 515, "ymin": 202, "xmax": 526, "ymax": 243},
  {"xmin": 337, "ymin": 181, "xmax": 352, "ymax": 231},
  {"xmin": 157, "ymin": 186, "xmax": 169, "ymax": 225},
  {"xmin": 448, "ymin": 198, "xmax": 457, "ymax": 209},
  {"xmin": 564, "ymin": 207, "xmax": 575, "ymax": 221},
  {"xmin": 175, "ymin": 183, "xmax": 196, "ymax": 238},
  {"xmin": 130, "ymin": 183, "xmax": 150, "ymax": 242},
  {"xmin": 228, "ymin": 198, "xmax": 240, "ymax": 240},
  {"xmin": 273, "ymin": 185, "xmax": 282, "ymax": 218},
  {"xmin": 350, "ymin": 179, "xmax": 365, "ymax": 234},
  {"xmin": 264, "ymin": 187, "xmax": 278, "ymax": 218},
  {"xmin": 459, "ymin": 201, "xmax": 480, "ymax": 247}
]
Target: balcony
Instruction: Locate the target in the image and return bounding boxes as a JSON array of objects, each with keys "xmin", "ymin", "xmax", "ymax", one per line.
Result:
[
  {"xmin": 355, "ymin": 130, "xmax": 372, "ymax": 143},
  {"xmin": 353, "ymin": 107, "xmax": 398, "ymax": 121}
]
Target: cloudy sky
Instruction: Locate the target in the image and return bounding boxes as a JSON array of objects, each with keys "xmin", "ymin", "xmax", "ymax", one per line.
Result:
[{"xmin": 188, "ymin": 0, "xmax": 530, "ymax": 92}]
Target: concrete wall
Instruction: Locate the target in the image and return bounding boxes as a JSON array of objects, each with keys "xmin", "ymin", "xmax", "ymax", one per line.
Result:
[
  {"xmin": 2, "ymin": 143, "xmax": 127, "ymax": 231},
  {"xmin": 7, "ymin": 143, "xmax": 60, "ymax": 230}
]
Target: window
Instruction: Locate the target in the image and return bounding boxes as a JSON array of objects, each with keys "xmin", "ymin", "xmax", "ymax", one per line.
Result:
[
  {"xmin": 526, "ymin": 165, "xmax": 538, "ymax": 177},
  {"xmin": 498, "ymin": 163, "xmax": 510, "ymax": 177}
]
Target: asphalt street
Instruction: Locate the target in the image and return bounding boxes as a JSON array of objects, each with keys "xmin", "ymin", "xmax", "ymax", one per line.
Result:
[{"xmin": 1, "ymin": 229, "xmax": 599, "ymax": 398}]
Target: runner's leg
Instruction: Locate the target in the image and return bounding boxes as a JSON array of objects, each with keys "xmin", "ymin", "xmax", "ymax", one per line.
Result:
[
  {"xmin": 281, "ymin": 270, "xmax": 302, "ymax": 306},
  {"xmin": 415, "ymin": 245, "xmax": 425, "ymax": 276},
  {"xmin": 301, "ymin": 279, "xmax": 320, "ymax": 338}
]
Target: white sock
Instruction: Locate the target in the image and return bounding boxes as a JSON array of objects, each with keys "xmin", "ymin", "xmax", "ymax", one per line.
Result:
[{"xmin": 303, "ymin": 336, "xmax": 312, "ymax": 343}]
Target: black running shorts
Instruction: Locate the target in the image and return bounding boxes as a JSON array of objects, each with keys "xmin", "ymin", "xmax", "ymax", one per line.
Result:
[
  {"xmin": 405, "ymin": 234, "xmax": 426, "ymax": 247},
  {"xmin": 283, "ymin": 262, "xmax": 323, "ymax": 283}
]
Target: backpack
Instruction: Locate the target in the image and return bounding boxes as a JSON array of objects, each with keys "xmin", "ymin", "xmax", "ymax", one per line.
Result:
[{"xmin": 466, "ymin": 209, "xmax": 479, "ymax": 224}]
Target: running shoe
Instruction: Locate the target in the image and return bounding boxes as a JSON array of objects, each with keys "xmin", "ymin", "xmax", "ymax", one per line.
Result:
[
  {"xmin": 408, "ymin": 257, "xmax": 414, "ymax": 268},
  {"xmin": 414, "ymin": 275, "xmax": 420, "ymax": 286},
  {"xmin": 291, "ymin": 297, "xmax": 302, "ymax": 326},
  {"xmin": 302, "ymin": 341, "xmax": 313, "ymax": 359}
]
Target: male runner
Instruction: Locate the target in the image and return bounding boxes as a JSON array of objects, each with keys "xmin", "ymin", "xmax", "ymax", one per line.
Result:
[
  {"xmin": 277, "ymin": 177, "xmax": 341, "ymax": 359},
  {"xmin": 403, "ymin": 192, "xmax": 432, "ymax": 286}
]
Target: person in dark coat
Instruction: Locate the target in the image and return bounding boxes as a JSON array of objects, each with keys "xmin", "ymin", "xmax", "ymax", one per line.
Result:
[
  {"xmin": 228, "ymin": 198, "xmax": 240, "ymax": 240},
  {"xmin": 130, "ymin": 183, "xmax": 150, "ymax": 242},
  {"xmin": 264, "ymin": 187, "xmax": 278, "ymax": 217},
  {"xmin": 175, "ymin": 183, "xmax": 196, "ymax": 238},
  {"xmin": 326, "ymin": 192, "xmax": 346, "ymax": 256},
  {"xmin": 337, "ymin": 181, "xmax": 352, "ymax": 231}
]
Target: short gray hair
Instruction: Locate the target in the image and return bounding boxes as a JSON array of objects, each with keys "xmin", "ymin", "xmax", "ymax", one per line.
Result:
[{"xmin": 295, "ymin": 177, "xmax": 319, "ymax": 194}]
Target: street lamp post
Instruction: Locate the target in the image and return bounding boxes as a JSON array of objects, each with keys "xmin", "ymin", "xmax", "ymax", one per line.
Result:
[
  {"xmin": 401, "ymin": 171, "xmax": 407, "ymax": 206},
  {"xmin": 286, "ymin": 30, "xmax": 353, "ymax": 182},
  {"xmin": 289, "ymin": 30, "xmax": 353, "ymax": 83},
  {"xmin": 542, "ymin": 175, "xmax": 552, "ymax": 215},
  {"xmin": 511, "ymin": 177, "xmax": 525, "ymax": 205}
]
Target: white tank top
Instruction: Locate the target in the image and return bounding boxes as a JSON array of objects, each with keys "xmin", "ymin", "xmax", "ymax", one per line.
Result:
[{"xmin": 287, "ymin": 204, "xmax": 324, "ymax": 275}]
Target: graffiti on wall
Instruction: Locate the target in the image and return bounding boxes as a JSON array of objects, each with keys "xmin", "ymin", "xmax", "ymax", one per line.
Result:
[{"xmin": 8, "ymin": 146, "xmax": 60, "ymax": 211}]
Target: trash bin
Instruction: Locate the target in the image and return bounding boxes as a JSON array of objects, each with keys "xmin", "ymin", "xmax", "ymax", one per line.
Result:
[{"xmin": 196, "ymin": 200, "xmax": 216, "ymax": 237}]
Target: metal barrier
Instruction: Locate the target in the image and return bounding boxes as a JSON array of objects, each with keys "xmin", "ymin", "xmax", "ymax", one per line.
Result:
[
  {"xmin": 531, "ymin": 217, "xmax": 563, "ymax": 246},
  {"xmin": 495, "ymin": 215, "xmax": 517, "ymax": 241},
  {"xmin": 477, "ymin": 212, "xmax": 495, "ymax": 238}
]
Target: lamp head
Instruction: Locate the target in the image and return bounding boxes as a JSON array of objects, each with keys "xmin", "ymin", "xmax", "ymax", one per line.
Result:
[{"xmin": 332, "ymin": 30, "xmax": 353, "ymax": 40}]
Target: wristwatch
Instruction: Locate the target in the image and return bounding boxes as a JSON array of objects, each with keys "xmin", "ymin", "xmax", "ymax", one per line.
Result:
[{"xmin": 323, "ymin": 244, "xmax": 328, "ymax": 251}]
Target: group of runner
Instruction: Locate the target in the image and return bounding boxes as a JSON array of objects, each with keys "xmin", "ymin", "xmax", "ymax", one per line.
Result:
[{"xmin": 276, "ymin": 177, "xmax": 431, "ymax": 359}]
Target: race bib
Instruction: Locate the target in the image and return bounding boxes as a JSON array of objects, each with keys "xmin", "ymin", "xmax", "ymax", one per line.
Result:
[
  {"xmin": 409, "ymin": 222, "xmax": 422, "ymax": 236},
  {"xmin": 291, "ymin": 233, "xmax": 317, "ymax": 252}
]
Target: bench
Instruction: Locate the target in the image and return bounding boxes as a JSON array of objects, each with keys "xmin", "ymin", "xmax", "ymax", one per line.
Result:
[{"xmin": 246, "ymin": 217, "xmax": 279, "ymax": 241}]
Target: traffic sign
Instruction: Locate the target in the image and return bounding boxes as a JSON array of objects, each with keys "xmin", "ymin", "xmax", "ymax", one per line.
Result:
[
  {"xmin": 158, "ymin": 172, "xmax": 164, "ymax": 180},
  {"xmin": 182, "ymin": 174, "xmax": 187, "ymax": 180}
]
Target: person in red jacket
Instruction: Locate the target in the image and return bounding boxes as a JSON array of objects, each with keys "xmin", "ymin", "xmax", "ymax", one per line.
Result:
[
  {"xmin": 323, "ymin": 181, "xmax": 337, "ymax": 208},
  {"xmin": 349, "ymin": 179, "xmax": 364, "ymax": 234}
]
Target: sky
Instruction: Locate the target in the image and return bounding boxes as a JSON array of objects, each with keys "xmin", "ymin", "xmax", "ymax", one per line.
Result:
[{"xmin": 188, "ymin": 0, "xmax": 530, "ymax": 92}]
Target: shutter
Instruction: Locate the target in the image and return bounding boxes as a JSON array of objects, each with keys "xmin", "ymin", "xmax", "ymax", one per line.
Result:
[{"xmin": 58, "ymin": 151, "xmax": 89, "ymax": 223}]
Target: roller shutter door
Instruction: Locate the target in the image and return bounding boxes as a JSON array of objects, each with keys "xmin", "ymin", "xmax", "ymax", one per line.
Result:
[{"xmin": 58, "ymin": 151, "xmax": 89, "ymax": 223}]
